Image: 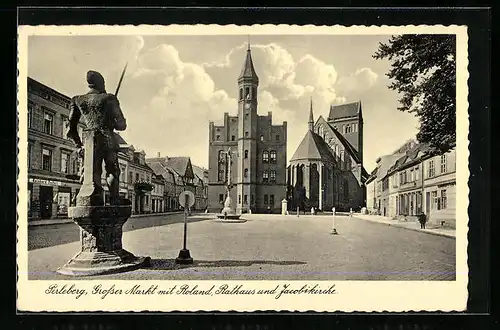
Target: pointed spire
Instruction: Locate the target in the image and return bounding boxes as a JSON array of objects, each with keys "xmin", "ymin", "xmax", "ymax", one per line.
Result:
[
  {"xmin": 308, "ymin": 97, "xmax": 314, "ymax": 131},
  {"xmin": 238, "ymin": 39, "xmax": 259, "ymax": 84}
]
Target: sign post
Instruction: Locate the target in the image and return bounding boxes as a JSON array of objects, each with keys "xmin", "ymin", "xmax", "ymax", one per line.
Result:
[{"xmin": 175, "ymin": 190, "xmax": 195, "ymax": 264}]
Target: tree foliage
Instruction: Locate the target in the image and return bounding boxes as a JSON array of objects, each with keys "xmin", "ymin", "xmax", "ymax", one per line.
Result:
[{"xmin": 374, "ymin": 34, "xmax": 456, "ymax": 154}]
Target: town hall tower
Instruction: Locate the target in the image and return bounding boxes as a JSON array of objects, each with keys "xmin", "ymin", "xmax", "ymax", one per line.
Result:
[{"xmin": 208, "ymin": 44, "xmax": 288, "ymax": 213}]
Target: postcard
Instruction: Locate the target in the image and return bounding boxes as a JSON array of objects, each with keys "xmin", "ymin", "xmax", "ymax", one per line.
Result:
[{"xmin": 17, "ymin": 23, "xmax": 468, "ymax": 312}]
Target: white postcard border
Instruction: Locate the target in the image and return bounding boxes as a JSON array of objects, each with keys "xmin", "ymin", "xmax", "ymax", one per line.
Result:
[{"xmin": 17, "ymin": 24, "xmax": 469, "ymax": 312}]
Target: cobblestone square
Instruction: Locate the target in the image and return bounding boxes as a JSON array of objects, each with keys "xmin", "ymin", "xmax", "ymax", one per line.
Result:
[{"xmin": 27, "ymin": 214, "xmax": 456, "ymax": 281}]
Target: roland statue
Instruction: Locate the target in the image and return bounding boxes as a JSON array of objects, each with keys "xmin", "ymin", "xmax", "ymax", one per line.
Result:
[{"xmin": 66, "ymin": 70, "xmax": 127, "ymax": 206}]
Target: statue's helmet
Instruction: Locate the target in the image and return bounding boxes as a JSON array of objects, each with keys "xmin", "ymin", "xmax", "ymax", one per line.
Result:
[{"xmin": 86, "ymin": 70, "xmax": 105, "ymax": 91}]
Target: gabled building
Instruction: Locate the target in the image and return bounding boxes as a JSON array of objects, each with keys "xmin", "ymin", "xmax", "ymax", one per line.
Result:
[
  {"xmin": 146, "ymin": 155, "xmax": 198, "ymax": 209},
  {"xmin": 287, "ymin": 100, "xmax": 369, "ymax": 212}
]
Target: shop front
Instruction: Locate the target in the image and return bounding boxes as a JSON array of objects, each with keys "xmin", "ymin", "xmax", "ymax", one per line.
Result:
[{"xmin": 28, "ymin": 176, "xmax": 81, "ymax": 221}]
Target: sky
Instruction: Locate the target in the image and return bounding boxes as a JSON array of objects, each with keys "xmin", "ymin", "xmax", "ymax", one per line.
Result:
[{"xmin": 28, "ymin": 34, "xmax": 419, "ymax": 172}]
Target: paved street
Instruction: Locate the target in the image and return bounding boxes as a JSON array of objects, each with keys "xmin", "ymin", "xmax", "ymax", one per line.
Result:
[
  {"xmin": 28, "ymin": 212, "xmax": 198, "ymax": 250},
  {"xmin": 27, "ymin": 214, "xmax": 456, "ymax": 281}
]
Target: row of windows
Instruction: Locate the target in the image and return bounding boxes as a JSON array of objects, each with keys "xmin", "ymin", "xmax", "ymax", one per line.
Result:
[
  {"xmin": 399, "ymin": 166, "xmax": 420, "ymax": 185},
  {"xmin": 323, "ymin": 123, "xmax": 358, "ymax": 135},
  {"xmin": 387, "ymin": 154, "xmax": 451, "ymax": 188},
  {"xmin": 215, "ymin": 133, "xmax": 281, "ymax": 142},
  {"xmin": 219, "ymin": 193, "xmax": 276, "ymax": 206},
  {"xmin": 29, "ymin": 143, "xmax": 154, "ymax": 187},
  {"xmin": 428, "ymin": 155, "xmax": 448, "ymax": 178},
  {"xmin": 217, "ymin": 150, "xmax": 279, "ymax": 163},
  {"xmin": 29, "ymin": 102, "xmax": 84, "ymax": 139},
  {"xmin": 28, "ymin": 144, "xmax": 78, "ymax": 174}
]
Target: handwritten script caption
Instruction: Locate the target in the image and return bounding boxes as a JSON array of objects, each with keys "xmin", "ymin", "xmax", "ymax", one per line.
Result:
[{"xmin": 45, "ymin": 283, "xmax": 337, "ymax": 300}]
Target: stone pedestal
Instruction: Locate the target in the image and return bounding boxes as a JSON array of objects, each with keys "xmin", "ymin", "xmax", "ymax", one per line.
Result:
[
  {"xmin": 57, "ymin": 204, "xmax": 150, "ymax": 276},
  {"xmin": 217, "ymin": 195, "xmax": 243, "ymax": 221}
]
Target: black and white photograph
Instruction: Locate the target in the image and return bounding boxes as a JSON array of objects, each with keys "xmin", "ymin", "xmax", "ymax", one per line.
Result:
[{"xmin": 17, "ymin": 24, "xmax": 469, "ymax": 312}]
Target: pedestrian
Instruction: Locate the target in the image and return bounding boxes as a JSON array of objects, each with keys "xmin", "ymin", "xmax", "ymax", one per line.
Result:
[{"xmin": 419, "ymin": 212, "xmax": 427, "ymax": 229}]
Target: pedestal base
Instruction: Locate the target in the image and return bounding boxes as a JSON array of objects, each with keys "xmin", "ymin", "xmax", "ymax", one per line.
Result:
[
  {"xmin": 175, "ymin": 249, "xmax": 193, "ymax": 264},
  {"xmin": 57, "ymin": 250, "xmax": 151, "ymax": 276},
  {"xmin": 330, "ymin": 228, "xmax": 339, "ymax": 235},
  {"xmin": 59, "ymin": 204, "xmax": 150, "ymax": 276}
]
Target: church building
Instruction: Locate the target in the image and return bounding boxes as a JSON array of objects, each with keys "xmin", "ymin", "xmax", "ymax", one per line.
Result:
[
  {"xmin": 287, "ymin": 100, "xmax": 369, "ymax": 212},
  {"xmin": 207, "ymin": 45, "xmax": 288, "ymax": 213}
]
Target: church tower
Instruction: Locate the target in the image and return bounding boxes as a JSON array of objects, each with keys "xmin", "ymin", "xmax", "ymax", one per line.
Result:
[{"xmin": 236, "ymin": 43, "xmax": 259, "ymax": 213}]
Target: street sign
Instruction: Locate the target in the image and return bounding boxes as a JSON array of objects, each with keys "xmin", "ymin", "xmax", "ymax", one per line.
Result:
[{"xmin": 179, "ymin": 190, "xmax": 195, "ymax": 208}]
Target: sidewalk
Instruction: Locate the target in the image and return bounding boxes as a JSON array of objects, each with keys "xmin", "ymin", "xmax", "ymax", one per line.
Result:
[
  {"xmin": 28, "ymin": 211, "xmax": 185, "ymax": 227},
  {"xmin": 353, "ymin": 214, "xmax": 456, "ymax": 239}
]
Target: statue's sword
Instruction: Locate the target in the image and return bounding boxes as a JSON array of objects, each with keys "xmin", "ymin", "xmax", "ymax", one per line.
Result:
[
  {"xmin": 114, "ymin": 62, "xmax": 129, "ymax": 151},
  {"xmin": 114, "ymin": 62, "xmax": 128, "ymax": 96}
]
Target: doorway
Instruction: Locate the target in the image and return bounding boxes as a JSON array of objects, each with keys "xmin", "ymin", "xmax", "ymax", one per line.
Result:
[
  {"xmin": 39, "ymin": 186, "xmax": 53, "ymax": 219},
  {"xmin": 425, "ymin": 191, "xmax": 430, "ymax": 214}
]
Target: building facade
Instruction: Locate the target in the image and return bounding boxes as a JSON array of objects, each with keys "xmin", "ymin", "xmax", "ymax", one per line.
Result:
[
  {"xmin": 192, "ymin": 165, "xmax": 209, "ymax": 211},
  {"xmin": 146, "ymin": 156, "xmax": 203, "ymax": 211},
  {"xmin": 207, "ymin": 45, "xmax": 287, "ymax": 213},
  {"xmin": 151, "ymin": 173, "xmax": 166, "ymax": 213},
  {"xmin": 372, "ymin": 142, "xmax": 456, "ymax": 228},
  {"xmin": 27, "ymin": 77, "xmax": 86, "ymax": 220},
  {"xmin": 287, "ymin": 101, "xmax": 369, "ymax": 212}
]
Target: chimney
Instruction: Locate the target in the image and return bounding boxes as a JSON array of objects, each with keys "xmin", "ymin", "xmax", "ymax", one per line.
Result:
[{"xmin": 157, "ymin": 152, "xmax": 161, "ymax": 158}]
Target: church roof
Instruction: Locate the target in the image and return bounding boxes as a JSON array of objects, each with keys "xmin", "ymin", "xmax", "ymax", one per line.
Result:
[
  {"xmin": 238, "ymin": 46, "xmax": 259, "ymax": 83},
  {"xmin": 328, "ymin": 101, "xmax": 361, "ymax": 120},
  {"xmin": 326, "ymin": 122, "xmax": 362, "ymax": 163},
  {"xmin": 290, "ymin": 130, "xmax": 336, "ymax": 163}
]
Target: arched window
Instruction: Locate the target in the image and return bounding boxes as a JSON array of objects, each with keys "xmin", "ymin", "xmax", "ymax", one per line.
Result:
[
  {"xmin": 244, "ymin": 150, "xmax": 248, "ymax": 158},
  {"xmin": 270, "ymin": 150, "xmax": 277, "ymax": 164},
  {"xmin": 345, "ymin": 124, "xmax": 351, "ymax": 134},
  {"xmin": 335, "ymin": 145, "xmax": 339, "ymax": 158},
  {"xmin": 260, "ymin": 135, "xmax": 264, "ymax": 142},
  {"xmin": 262, "ymin": 171, "xmax": 269, "ymax": 183},
  {"xmin": 239, "ymin": 88, "xmax": 243, "ymax": 100},
  {"xmin": 263, "ymin": 151, "xmax": 269, "ymax": 163},
  {"xmin": 270, "ymin": 170, "xmax": 276, "ymax": 182},
  {"xmin": 244, "ymin": 168, "xmax": 248, "ymax": 177}
]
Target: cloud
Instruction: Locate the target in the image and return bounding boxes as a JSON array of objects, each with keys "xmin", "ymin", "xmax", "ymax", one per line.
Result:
[
  {"xmin": 28, "ymin": 36, "xmax": 385, "ymax": 169},
  {"xmin": 336, "ymin": 67, "xmax": 378, "ymax": 93},
  {"xmin": 118, "ymin": 43, "xmax": 236, "ymax": 166}
]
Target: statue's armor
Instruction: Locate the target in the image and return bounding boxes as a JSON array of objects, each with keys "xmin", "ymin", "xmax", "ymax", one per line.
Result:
[
  {"xmin": 68, "ymin": 89, "xmax": 127, "ymax": 206},
  {"xmin": 71, "ymin": 92, "xmax": 122, "ymax": 150}
]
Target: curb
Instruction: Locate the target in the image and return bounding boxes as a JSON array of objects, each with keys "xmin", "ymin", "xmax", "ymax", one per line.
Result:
[
  {"xmin": 356, "ymin": 217, "xmax": 455, "ymax": 239},
  {"xmin": 28, "ymin": 211, "xmax": 187, "ymax": 227}
]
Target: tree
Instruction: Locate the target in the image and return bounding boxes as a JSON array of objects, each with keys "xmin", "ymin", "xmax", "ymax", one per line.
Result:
[{"xmin": 373, "ymin": 35, "xmax": 456, "ymax": 154}]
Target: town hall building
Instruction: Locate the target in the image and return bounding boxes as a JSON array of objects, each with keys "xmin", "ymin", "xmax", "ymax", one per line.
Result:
[
  {"xmin": 287, "ymin": 100, "xmax": 369, "ymax": 212},
  {"xmin": 207, "ymin": 45, "xmax": 288, "ymax": 213}
]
